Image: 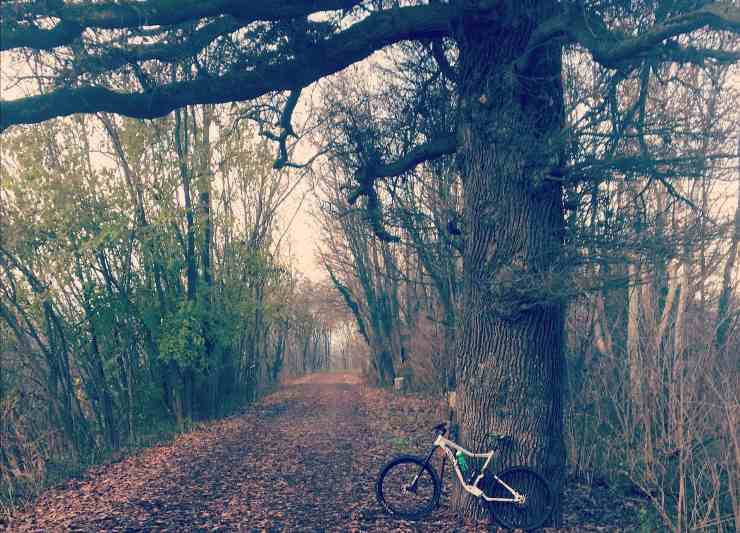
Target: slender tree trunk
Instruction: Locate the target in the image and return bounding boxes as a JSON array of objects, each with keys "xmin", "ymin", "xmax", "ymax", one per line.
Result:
[
  {"xmin": 74, "ymin": 255, "xmax": 119, "ymax": 449},
  {"xmin": 442, "ymin": 298, "xmax": 457, "ymax": 389},
  {"xmin": 627, "ymin": 262, "xmax": 644, "ymax": 425},
  {"xmin": 672, "ymin": 257, "xmax": 690, "ymax": 533},
  {"xmin": 174, "ymin": 107, "xmax": 197, "ymax": 423},
  {"xmin": 453, "ymin": 7, "xmax": 567, "ymax": 522},
  {"xmin": 716, "ymin": 138, "xmax": 740, "ymax": 351},
  {"xmin": 89, "ymin": 330, "xmax": 118, "ymax": 449},
  {"xmin": 125, "ymin": 347, "xmax": 136, "ymax": 442},
  {"xmin": 195, "ymin": 105, "xmax": 216, "ymax": 417}
]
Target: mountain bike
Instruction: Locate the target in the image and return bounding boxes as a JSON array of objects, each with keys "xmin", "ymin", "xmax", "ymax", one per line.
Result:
[{"xmin": 375, "ymin": 422, "xmax": 554, "ymax": 531}]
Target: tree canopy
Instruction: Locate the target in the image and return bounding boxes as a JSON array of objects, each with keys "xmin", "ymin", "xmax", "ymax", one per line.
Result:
[{"xmin": 1, "ymin": 1, "xmax": 739, "ymax": 133}]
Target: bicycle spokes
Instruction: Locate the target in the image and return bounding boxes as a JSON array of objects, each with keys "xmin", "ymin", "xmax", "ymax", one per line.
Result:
[
  {"xmin": 493, "ymin": 474, "xmax": 525, "ymax": 503},
  {"xmin": 485, "ymin": 467, "xmax": 553, "ymax": 531},
  {"xmin": 378, "ymin": 458, "xmax": 439, "ymax": 518},
  {"xmin": 376, "ymin": 428, "xmax": 553, "ymax": 528}
]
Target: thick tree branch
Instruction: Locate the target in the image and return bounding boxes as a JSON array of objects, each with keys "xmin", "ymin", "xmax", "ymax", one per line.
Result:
[
  {"xmin": 4, "ymin": 2, "xmax": 737, "ymax": 131},
  {"xmin": 0, "ymin": 3, "xmax": 454, "ymax": 131},
  {"xmin": 72, "ymin": 18, "xmax": 244, "ymax": 75},
  {"xmin": 1, "ymin": 0, "xmax": 364, "ymax": 51},
  {"xmin": 656, "ymin": 41, "xmax": 740, "ymax": 65},
  {"xmin": 1, "ymin": 19, "xmax": 84, "ymax": 50},
  {"xmin": 574, "ymin": 2, "xmax": 740, "ymax": 69},
  {"xmin": 376, "ymin": 133, "xmax": 458, "ymax": 177},
  {"xmin": 347, "ymin": 134, "xmax": 458, "ymax": 205},
  {"xmin": 520, "ymin": 2, "xmax": 740, "ymax": 71},
  {"xmin": 269, "ymin": 88, "xmax": 302, "ymax": 169},
  {"xmin": 346, "ymin": 133, "xmax": 458, "ymax": 243}
]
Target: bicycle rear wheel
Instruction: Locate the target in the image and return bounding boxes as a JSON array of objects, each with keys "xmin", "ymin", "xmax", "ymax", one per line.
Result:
[
  {"xmin": 485, "ymin": 466, "xmax": 553, "ymax": 531},
  {"xmin": 375, "ymin": 455, "xmax": 441, "ymax": 520}
]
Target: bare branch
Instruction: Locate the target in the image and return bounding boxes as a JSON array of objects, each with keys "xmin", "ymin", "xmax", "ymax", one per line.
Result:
[
  {"xmin": 349, "ymin": 133, "xmax": 458, "ymax": 206},
  {"xmin": 0, "ymin": 3, "xmax": 454, "ymax": 131},
  {"xmin": 271, "ymin": 88, "xmax": 302, "ymax": 169},
  {"xmin": 72, "ymin": 18, "xmax": 244, "ymax": 75},
  {"xmin": 551, "ymin": 153, "xmax": 737, "ymax": 182},
  {"xmin": 1, "ymin": 0, "xmax": 364, "ymax": 51},
  {"xmin": 520, "ymin": 2, "xmax": 740, "ymax": 72},
  {"xmin": 344, "ymin": 134, "xmax": 457, "ymax": 243},
  {"xmin": 575, "ymin": 2, "xmax": 740, "ymax": 69}
]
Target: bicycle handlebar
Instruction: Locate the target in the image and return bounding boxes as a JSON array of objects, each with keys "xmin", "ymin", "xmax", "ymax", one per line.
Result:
[
  {"xmin": 487, "ymin": 433, "xmax": 514, "ymax": 447},
  {"xmin": 433, "ymin": 422, "xmax": 513, "ymax": 447}
]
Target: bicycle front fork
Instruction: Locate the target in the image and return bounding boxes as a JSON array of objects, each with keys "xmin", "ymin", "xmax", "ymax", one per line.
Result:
[{"xmin": 410, "ymin": 445, "xmax": 439, "ymax": 491}]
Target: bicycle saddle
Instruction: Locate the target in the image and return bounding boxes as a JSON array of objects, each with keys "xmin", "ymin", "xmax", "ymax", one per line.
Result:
[{"xmin": 432, "ymin": 422, "xmax": 447, "ymax": 435}]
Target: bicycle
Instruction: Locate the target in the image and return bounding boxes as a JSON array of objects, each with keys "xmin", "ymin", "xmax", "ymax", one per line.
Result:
[{"xmin": 375, "ymin": 422, "xmax": 554, "ymax": 531}]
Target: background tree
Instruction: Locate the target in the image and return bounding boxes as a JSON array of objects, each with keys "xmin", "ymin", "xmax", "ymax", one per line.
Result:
[
  {"xmin": 0, "ymin": 109, "xmax": 331, "ymax": 505},
  {"xmin": 316, "ymin": 55, "xmax": 462, "ymax": 390}
]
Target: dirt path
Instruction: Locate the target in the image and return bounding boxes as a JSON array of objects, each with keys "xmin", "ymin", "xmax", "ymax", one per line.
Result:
[{"xmin": 4, "ymin": 373, "xmax": 638, "ymax": 532}]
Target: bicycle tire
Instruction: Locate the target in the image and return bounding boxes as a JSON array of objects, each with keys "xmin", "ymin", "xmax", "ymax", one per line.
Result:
[
  {"xmin": 375, "ymin": 454, "xmax": 441, "ymax": 520},
  {"xmin": 484, "ymin": 466, "xmax": 553, "ymax": 531}
]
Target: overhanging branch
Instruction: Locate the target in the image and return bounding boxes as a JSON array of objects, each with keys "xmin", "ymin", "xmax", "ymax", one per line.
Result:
[
  {"xmin": 71, "ymin": 18, "xmax": 245, "ymax": 75},
  {"xmin": 0, "ymin": 3, "xmax": 454, "ymax": 131},
  {"xmin": 1, "ymin": 0, "xmax": 364, "ymax": 51},
  {"xmin": 573, "ymin": 2, "xmax": 740, "ymax": 69},
  {"xmin": 269, "ymin": 88, "xmax": 302, "ymax": 170},
  {"xmin": 519, "ymin": 2, "xmax": 740, "ymax": 72}
]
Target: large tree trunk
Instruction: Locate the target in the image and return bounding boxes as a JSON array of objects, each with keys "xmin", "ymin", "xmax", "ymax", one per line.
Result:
[{"xmin": 453, "ymin": 6, "xmax": 567, "ymax": 523}]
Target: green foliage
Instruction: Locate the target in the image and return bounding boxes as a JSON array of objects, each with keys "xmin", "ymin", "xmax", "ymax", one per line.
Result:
[
  {"xmin": 158, "ymin": 301, "xmax": 207, "ymax": 372},
  {"xmin": 0, "ymin": 108, "xmax": 331, "ymax": 512},
  {"xmin": 637, "ymin": 507, "xmax": 662, "ymax": 533}
]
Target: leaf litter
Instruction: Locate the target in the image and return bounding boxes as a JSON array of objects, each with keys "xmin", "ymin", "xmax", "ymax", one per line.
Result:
[{"xmin": 4, "ymin": 373, "xmax": 643, "ymax": 532}]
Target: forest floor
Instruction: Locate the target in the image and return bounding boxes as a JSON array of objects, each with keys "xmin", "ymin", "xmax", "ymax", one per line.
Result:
[{"xmin": 3, "ymin": 373, "xmax": 647, "ymax": 532}]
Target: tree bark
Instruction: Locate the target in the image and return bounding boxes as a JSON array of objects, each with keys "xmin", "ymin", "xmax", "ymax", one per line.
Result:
[{"xmin": 452, "ymin": 6, "xmax": 567, "ymax": 523}]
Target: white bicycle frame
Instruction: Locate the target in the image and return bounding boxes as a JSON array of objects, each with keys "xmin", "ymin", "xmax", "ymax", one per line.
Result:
[{"xmin": 430, "ymin": 433, "xmax": 525, "ymax": 504}]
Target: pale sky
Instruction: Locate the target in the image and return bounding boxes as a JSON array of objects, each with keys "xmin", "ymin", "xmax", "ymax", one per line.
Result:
[{"xmin": 2, "ymin": 41, "xmax": 738, "ymax": 286}]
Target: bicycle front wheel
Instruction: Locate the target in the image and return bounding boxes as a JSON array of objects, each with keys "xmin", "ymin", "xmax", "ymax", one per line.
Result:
[
  {"xmin": 485, "ymin": 467, "xmax": 553, "ymax": 531},
  {"xmin": 375, "ymin": 455, "xmax": 441, "ymax": 520}
]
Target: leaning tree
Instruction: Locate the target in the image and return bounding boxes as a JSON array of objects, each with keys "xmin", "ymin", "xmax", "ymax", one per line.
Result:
[{"xmin": 2, "ymin": 0, "xmax": 739, "ymax": 522}]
